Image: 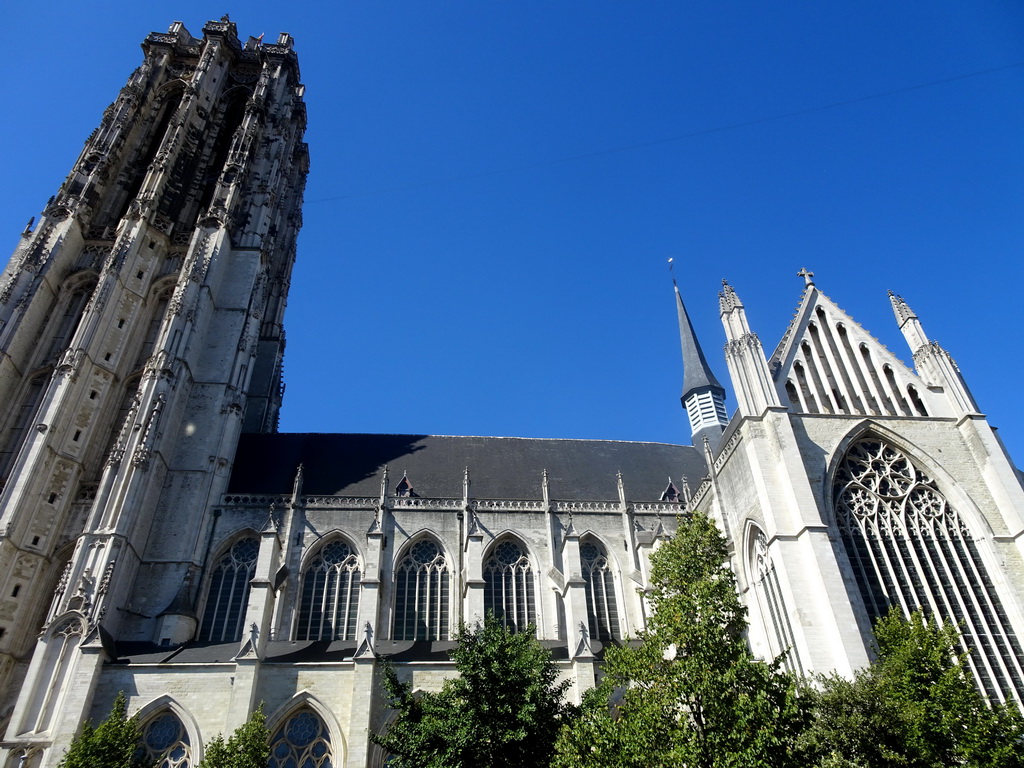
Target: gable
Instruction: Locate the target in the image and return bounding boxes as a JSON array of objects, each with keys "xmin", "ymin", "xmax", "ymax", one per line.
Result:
[{"xmin": 768, "ymin": 288, "xmax": 932, "ymax": 418}]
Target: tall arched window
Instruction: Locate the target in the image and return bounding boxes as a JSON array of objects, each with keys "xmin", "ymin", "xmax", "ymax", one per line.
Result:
[
  {"xmin": 297, "ymin": 539, "xmax": 361, "ymax": 641},
  {"xmin": 483, "ymin": 539, "xmax": 536, "ymax": 634},
  {"xmin": 140, "ymin": 711, "xmax": 192, "ymax": 768},
  {"xmin": 0, "ymin": 374, "xmax": 48, "ymax": 485},
  {"xmin": 269, "ymin": 709, "xmax": 333, "ymax": 768},
  {"xmin": 132, "ymin": 286, "xmax": 172, "ymax": 372},
  {"xmin": 199, "ymin": 537, "xmax": 258, "ymax": 642},
  {"xmin": 21, "ymin": 617, "xmax": 83, "ymax": 734},
  {"xmin": 749, "ymin": 528, "xmax": 802, "ymax": 675},
  {"xmin": 394, "ymin": 538, "xmax": 449, "ymax": 640},
  {"xmin": 835, "ymin": 436, "xmax": 1024, "ymax": 703},
  {"xmin": 42, "ymin": 283, "xmax": 93, "ymax": 364},
  {"xmin": 580, "ymin": 539, "xmax": 619, "ymax": 641}
]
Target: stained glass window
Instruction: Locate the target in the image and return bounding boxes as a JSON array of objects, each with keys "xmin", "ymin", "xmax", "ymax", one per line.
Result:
[
  {"xmin": 199, "ymin": 537, "xmax": 258, "ymax": 642},
  {"xmin": 297, "ymin": 539, "xmax": 361, "ymax": 641},
  {"xmin": 580, "ymin": 539, "xmax": 619, "ymax": 641},
  {"xmin": 140, "ymin": 711, "xmax": 191, "ymax": 768},
  {"xmin": 269, "ymin": 709, "xmax": 333, "ymax": 768},
  {"xmin": 483, "ymin": 540, "xmax": 536, "ymax": 634},
  {"xmin": 394, "ymin": 538, "xmax": 449, "ymax": 641},
  {"xmin": 835, "ymin": 436, "xmax": 1024, "ymax": 703}
]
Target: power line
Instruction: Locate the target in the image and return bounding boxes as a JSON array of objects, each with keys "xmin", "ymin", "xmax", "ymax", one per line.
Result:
[{"xmin": 306, "ymin": 60, "xmax": 1024, "ymax": 205}]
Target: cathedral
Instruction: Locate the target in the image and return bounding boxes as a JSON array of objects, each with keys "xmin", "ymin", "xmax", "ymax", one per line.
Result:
[{"xmin": 1, "ymin": 18, "xmax": 1023, "ymax": 768}]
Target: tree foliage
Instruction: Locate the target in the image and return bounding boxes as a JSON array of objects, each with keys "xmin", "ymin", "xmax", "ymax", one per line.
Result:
[
  {"xmin": 196, "ymin": 706, "xmax": 270, "ymax": 768},
  {"xmin": 56, "ymin": 691, "xmax": 149, "ymax": 768},
  {"xmin": 554, "ymin": 512, "xmax": 807, "ymax": 768},
  {"xmin": 798, "ymin": 608, "xmax": 1024, "ymax": 768},
  {"xmin": 372, "ymin": 614, "xmax": 574, "ymax": 767}
]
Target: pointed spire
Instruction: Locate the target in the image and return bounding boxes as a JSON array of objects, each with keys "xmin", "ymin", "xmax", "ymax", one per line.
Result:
[
  {"xmin": 672, "ymin": 272, "xmax": 728, "ymax": 444},
  {"xmin": 676, "ymin": 283, "xmax": 726, "ymax": 400}
]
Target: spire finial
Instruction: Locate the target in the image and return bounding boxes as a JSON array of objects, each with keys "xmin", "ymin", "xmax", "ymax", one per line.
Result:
[
  {"xmin": 718, "ymin": 279, "xmax": 740, "ymax": 312},
  {"xmin": 888, "ymin": 290, "xmax": 917, "ymax": 326},
  {"xmin": 668, "ymin": 257, "xmax": 678, "ymax": 287},
  {"xmin": 797, "ymin": 268, "xmax": 815, "ymax": 287}
]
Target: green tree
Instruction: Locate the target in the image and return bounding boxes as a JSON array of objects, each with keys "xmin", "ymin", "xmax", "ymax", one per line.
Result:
[
  {"xmin": 372, "ymin": 614, "xmax": 574, "ymax": 767},
  {"xmin": 57, "ymin": 691, "xmax": 149, "ymax": 768},
  {"xmin": 798, "ymin": 608, "xmax": 1024, "ymax": 768},
  {"xmin": 196, "ymin": 706, "xmax": 270, "ymax": 768},
  {"xmin": 554, "ymin": 511, "xmax": 807, "ymax": 768}
]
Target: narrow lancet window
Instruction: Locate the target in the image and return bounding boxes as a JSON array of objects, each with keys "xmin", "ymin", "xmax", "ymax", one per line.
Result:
[
  {"xmin": 581, "ymin": 539, "xmax": 619, "ymax": 641},
  {"xmin": 750, "ymin": 529, "xmax": 802, "ymax": 675}
]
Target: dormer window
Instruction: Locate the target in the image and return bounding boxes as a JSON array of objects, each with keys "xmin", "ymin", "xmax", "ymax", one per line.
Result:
[
  {"xmin": 395, "ymin": 474, "xmax": 416, "ymax": 498},
  {"xmin": 660, "ymin": 480, "xmax": 680, "ymax": 502}
]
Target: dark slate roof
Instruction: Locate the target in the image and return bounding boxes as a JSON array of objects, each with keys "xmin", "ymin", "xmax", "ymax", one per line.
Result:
[
  {"xmin": 676, "ymin": 284, "xmax": 725, "ymax": 400},
  {"xmin": 228, "ymin": 433, "xmax": 706, "ymax": 501},
  {"xmin": 111, "ymin": 639, "xmax": 587, "ymax": 665}
]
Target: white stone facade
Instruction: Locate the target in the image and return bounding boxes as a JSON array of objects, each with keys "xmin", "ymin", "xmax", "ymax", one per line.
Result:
[{"xmin": 0, "ymin": 17, "xmax": 1023, "ymax": 768}]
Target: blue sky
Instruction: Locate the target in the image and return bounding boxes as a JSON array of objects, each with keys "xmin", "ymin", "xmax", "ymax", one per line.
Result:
[{"xmin": 2, "ymin": 2, "xmax": 1022, "ymax": 460}]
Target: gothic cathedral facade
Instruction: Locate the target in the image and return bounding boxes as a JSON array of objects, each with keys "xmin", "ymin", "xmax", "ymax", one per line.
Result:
[{"xmin": 1, "ymin": 18, "xmax": 1023, "ymax": 768}]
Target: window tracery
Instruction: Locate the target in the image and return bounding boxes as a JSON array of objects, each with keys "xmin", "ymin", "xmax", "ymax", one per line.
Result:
[
  {"xmin": 269, "ymin": 709, "xmax": 333, "ymax": 768},
  {"xmin": 0, "ymin": 375, "xmax": 48, "ymax": 485},
  {"xmin": 394, "ymin": 538, "xmax": 449, "ymax": 641},
  {"xmin": 140, "ymin": 711, "xmax": 191, "ymax": 768},
  {"xmin": 835, "ymin": 436, "xmax": 1024, "ymax": 703},
  {"xmin": 483, "ymin": 539, "xmax": 536, "ymax": 634},
  {"xmin": 22, "ymin": 617, "xmax": 83, "ymax": 733},
  {"xmin": 199, "ymin": 537, "xmax": 258, "ymax": 642},
  {"xmin": 580, "ymin": 539, "xmax": 619, "ymax": 641},
  {"xmin": 297, "ymin": 539, "xmax": 361, "ymax": 641},
  {"xmin": 750, "ymin": 529, "xmax": 802, "ymax": 675}
]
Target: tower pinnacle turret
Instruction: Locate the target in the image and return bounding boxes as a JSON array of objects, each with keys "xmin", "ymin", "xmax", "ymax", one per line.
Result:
[{"xmin": 889, "ymin": 290, "xmax": 979, "ymax": 415}]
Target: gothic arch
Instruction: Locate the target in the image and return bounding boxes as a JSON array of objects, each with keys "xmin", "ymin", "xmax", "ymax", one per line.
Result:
[
  {"xmin": 266, "ymin": 690, "xmax": 343, "ymax": 745},
  {"xmin": 300, "ymin": 532, "xmax": 363, "ymax": 570},
  {"xmin": 0, "ymin": 370, "xmax": 51, "ymax": 485},
  {"xmin": 743, "ymin": 522, "xmax": 802, "ymax": 675},
  {"xmin": 3, "ymin": 746, "xmax": 43, "ymax": 768},
  {"xmin": 577, "ymin": 533, "xmax": 622, "ymax": 641},
  {"xmin": 826, "ymin": 420, "xmax": 997, "ymax": 538},
  {"xmin": 829, "ymin": 430, "xmax": 1024, "ymax": 704},
  {"xmin": 266, "ymin": 692, "xmax": 342, "ymax": 768},
  {"xmin": 482, "ymin": 533, "xmax": 539, "ymax": 634},
  {"xmin": 197, "ymin": 530, "xmax": 260, "ymax": 643},
  {"xmin": 134, "ymin": 695, "xmax": 202, "ymax": 768},
  {"xmin": 16, "ymin": 614, "xmax": 85, "ymax": 736},
  {"xmin": 109, "ymin": 82, "xmax": 185, "ymax": 225},
  {"xmin": 296, "ymin": 534, "xmax": 362, "ymax": 642},
  {"xmin": 393, "ymin": 533, "xmax": 451, "ymax": 641}
]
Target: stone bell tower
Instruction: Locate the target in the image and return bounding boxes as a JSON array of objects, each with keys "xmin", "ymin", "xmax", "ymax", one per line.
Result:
[{"xmin": 0, "ymin": 18, "xmax": 307, "ymax": 763}]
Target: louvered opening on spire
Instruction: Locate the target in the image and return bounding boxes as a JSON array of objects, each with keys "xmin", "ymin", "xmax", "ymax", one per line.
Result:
[{"xmin": 674, "ymin": 283, "xmax": 728, "ymax": 440}]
